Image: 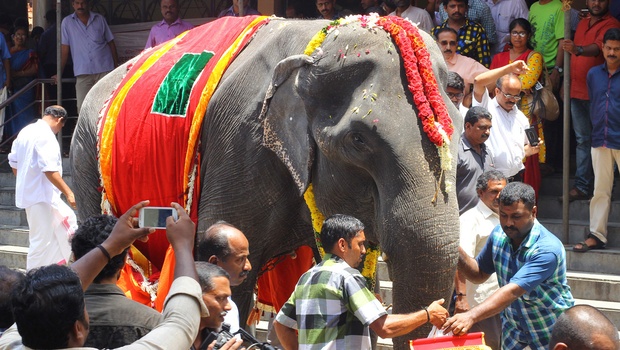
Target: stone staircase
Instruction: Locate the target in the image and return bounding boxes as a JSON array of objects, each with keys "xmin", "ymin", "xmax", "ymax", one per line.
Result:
[{"xmin": 1, "ymin": 157, "xmax": 619, "ymax": 348}]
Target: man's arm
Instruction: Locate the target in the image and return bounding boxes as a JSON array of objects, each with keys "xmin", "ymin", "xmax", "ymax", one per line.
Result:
[
  {"xmin": 473, "ymin": 60, "xmax": 529, "ymax": 103},
  {"xmin": 108, "ymin": 40, "xmax": 119, "ymax": 68},
  {"xmin": 3, "ymin": 58, "xmax": 11, "ymax": 90},
  {"xmin": 51, "ymin": 44, "xmax": 69, "ymax": 84},
  {"xmin": 457, "ymin": 246, "xmax": 492, "ymax": 284},
  {"xmin": 44, "ymin": 171, "xmax": 76, "ymax": 208},
  {"xmin": 369, "ymin": 298, "xmax": 448, "ymax": 338},
  {"xmin": 549, "ymin": 40, "xmax": 564, "ymax": 91},
  {"xmin": 274, "ymin": 320, "xmax": 299, "ymax": 350},
  {"xmin": 454, "ymin": 271, "xmax": 470, "ymax": 314},
  {"xmin": 442, "ymin": 283, "xmax": 526, "ymax": 335}
]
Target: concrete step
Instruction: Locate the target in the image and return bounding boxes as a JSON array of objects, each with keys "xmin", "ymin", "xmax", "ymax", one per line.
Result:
[
  {"xmin": 565, "ymin": 246, "xmax": 620, "ymax": 275},
  {"xmin": 567, "ymin": 271, "xmax": 620, "ymax": 303},
  {"xmin": 0, "ymin": 245, "xmax": 27, "ymax": 269},
  {"xmin": 539, "ymin": 174, "xmax": 620, "ymax": 198},
  {"xmin": 540, "ymin": 219, "xmax": 620, "ymax": 248},
  {"xmin": 0, "ymin": 186, "xmax": 15, "ymax": 206},
  {"xmin": 0, "ymin": 225, "xmax": 29, "ymax": 247},
  {"xmin": 537, "ymin": 195, "xmax": 620, "ymax": 223},
  {"xmin": 0, "ymin": 205, "xmax": 28, "ymax": 226}
]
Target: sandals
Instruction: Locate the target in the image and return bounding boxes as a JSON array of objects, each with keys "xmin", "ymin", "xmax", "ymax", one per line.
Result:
[{"xmin": 573, "ymin": 234, "xmax": 606, "ymax": 252}]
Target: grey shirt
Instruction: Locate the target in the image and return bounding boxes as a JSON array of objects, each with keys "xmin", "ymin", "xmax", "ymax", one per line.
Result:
[{"xmin": 456, "ymin": 134, "xmax": 494, "ymax": 215}]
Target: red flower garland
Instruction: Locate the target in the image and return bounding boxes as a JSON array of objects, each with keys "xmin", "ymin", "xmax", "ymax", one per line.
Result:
[{"xmin": 376, "ymin": 17, "xmax": 453, "ymax": 146}]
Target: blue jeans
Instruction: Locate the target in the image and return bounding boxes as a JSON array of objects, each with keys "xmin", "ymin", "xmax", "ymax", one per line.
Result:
[{"xmin": 571, "ymin": 98, "xmax": 593, "ymax": 194}]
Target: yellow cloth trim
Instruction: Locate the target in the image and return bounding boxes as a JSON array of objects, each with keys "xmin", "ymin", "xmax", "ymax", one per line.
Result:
[
  {"xmin": 99, "ymin": 32, "xmax": 189, "ymax": 212},
  {"xmin": 184, "ymin": 16, "xmax": 269, "ymax": 202}
]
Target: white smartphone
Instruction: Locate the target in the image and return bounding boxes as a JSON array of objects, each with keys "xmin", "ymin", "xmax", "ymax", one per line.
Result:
[{"xmin": 138, "ymin": 207, "xmax": 178, "ymax": 229}]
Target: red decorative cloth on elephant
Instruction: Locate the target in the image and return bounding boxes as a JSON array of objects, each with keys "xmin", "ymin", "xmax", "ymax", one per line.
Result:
[{"xmin": 97, "ymin": 16, "xmax": 269, "ymax": 308}]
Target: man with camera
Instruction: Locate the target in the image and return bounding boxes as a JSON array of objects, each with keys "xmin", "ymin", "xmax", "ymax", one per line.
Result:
[
  {"xmin": 273, "ymin": 214, "xmax": 449, "ymax": 350},
  {"xmin": 197, "ymin": 222, "xmax": 252, "ymax": 333}
]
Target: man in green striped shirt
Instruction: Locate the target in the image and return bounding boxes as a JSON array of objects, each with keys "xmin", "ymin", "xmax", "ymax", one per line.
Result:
[{"xmin": 274, "ymin": 214, "xmax": 449, "ymax": 350}]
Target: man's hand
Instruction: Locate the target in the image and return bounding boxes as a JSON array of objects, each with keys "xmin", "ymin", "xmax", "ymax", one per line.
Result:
[
  {"xmin": 427, "ymin": 298, "xmax": 449, "ymax": 328},
  {"xmin": 166, "ymin": 202, "xmax": 195, "ymax": 252},
  {"xmin": 51, "ymin": 74, "xmax": 59, "ymax": 85},
  {"xmin": 562, "ymin": 39, "xmax": 576, "ymax": 55},
  {"xmin": 208, "ymin": 337, "xmax": 244, "ymax": 350},
  {"xmin": 509, "ymin": 60, "xmax": 529, "ymax": 75},
  {"xmin": 442, "ymin": 311, "xmax": 476, "ymax": 336},
  {"xmin": 66, "ymin": 192, "xmax": 77, "ymax": 209},
  {"xmin": 454, "ymin": 295, "xmax": 470, "ymax": 314},
  {"xmin": 101, "ymin": 200, "xmax": 154, "ymax": 257},
  {"xmin": 549, "ymin": 69, "xmax": 561, "ymax": 92},
  {"xmin": 525, "ymin": 139, "xmax": 543, "ymax": 157}
]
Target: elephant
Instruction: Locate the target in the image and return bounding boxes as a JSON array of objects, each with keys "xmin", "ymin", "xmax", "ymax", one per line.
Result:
[{"xmin": 70, "ymin": 16, "xmax": 462, "ymax": 349}]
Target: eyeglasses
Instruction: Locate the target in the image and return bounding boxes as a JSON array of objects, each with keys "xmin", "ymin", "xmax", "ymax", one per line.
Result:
[
  {"xmin": 447, "ymin": 92, "xmax": 464, "ymax": 99},
  {"xmin": 510, "ymin": 31, "xmax": 527, "ymax": 38},
  {"xmin": 498, "ymin": 89, "xmax": 522, "ymax": 100},
  {"xmin": 440, "ymin": 40, "xmax": 457, "ymax": 47}
]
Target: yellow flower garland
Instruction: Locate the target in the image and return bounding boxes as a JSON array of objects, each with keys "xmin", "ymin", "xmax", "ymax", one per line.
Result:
[{"xmin": 303, "ymin": 184, "xmax": 381, "ymax": 290}]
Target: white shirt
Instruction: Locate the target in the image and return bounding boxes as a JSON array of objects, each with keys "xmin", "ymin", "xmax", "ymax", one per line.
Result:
[
  {"xmin": 473, "ymin": 90, "xmax": 529, "ymax": 177},
  {"xmin": 8, "ymin": 120, "xmax": 63, "ymax": 208},
  {"xmin": 459, "ymin": 200, "xmax": 500, "ymax": 307},
  {"xmin": 486, "ymin": 0, "xmax": 529, "ymax": 55},
  {"xmin": 390, "ymin": 6, "xmax": 434, "ymax": 33},
  {"xmin": 223, "ymin": 297, "xmax": 240, "ymax": 333}
]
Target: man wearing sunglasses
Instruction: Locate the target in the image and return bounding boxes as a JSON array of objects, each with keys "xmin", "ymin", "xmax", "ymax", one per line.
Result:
[{"xmin": 472, "ymin": 60, "xmax": 541, "ymax": 182}]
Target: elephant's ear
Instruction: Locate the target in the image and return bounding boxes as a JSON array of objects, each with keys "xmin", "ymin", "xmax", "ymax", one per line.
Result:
[{"xmin": 261, "ymin": 55, "xmax": 314, "ymax": 195}]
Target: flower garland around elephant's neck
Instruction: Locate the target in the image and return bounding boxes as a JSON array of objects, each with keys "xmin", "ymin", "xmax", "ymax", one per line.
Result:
[
  {"xmin": 303, "ymin": 184, "xmax": 380, "ymax": 291},
  {"xmin": 304, "ymin": 14, "xmax": 454, "ymax": 184}
]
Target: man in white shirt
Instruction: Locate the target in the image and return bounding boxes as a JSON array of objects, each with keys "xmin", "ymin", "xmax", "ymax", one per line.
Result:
[
  {"xmin": 390, "ymin": 0, "xmax": 434, "ymax": 33},
  {"xmin": 472, "ymin": 60, "xmax": 540, "ymax": 180},
  {"xmin": 455, "ymin": 170, "xmax": 506, "ymax": 350},
  {"xmin": 197, "ymin": 221, "xmax": 252, "ymax": 333},
  {"xmin": 8, "ymin": 105, "xmax": 77, "ymax": 270}
]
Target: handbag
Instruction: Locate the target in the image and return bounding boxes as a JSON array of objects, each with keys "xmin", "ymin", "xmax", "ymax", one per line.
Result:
[{"xmin": 530, "ymin": 65, "xmax": 559, "ymax": 121}]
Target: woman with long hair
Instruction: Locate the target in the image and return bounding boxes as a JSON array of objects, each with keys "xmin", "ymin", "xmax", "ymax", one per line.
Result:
[{"xmin": 490, "ymin": 18, "xmax": 544, "ymax": 200}]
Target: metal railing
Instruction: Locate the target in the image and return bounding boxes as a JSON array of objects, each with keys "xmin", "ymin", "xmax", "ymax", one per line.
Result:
[{"xmin": 0, "ymin": 78, "xmax": 78, "ymax": 166}]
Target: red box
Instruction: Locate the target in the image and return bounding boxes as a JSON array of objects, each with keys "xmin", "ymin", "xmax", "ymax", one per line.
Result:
[{"xmin": 410, "ymin": 332, "xmax": 490, "ymax": 349}]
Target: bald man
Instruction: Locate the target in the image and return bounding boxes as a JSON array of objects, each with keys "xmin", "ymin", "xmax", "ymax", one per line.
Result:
[
  {"xmin": 197, "ymin": 221, "xmax": 252, "ymax": 333},
  {"xmin": 549, "ymin": 305, "xmax": 620, "ymax": 350}
]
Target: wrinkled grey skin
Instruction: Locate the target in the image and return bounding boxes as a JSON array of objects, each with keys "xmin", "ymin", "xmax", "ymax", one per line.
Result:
[{"xmin": 71, "ymin": 18, "xmax": 461, "ymax": 349}]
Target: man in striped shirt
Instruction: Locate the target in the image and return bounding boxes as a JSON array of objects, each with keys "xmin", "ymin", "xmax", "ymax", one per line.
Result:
[{"xmin": 274, "ymin": 214, "xmax": 449, "ymax": 350}]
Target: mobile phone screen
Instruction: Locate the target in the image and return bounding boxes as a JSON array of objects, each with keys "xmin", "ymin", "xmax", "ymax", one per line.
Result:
[
  {"xmin": 140, "ymin": 207, "xmax": 175, "ymax": 228},
  {"xmin": 525, "ymin": 127, "xmax": 539, "ymax": 146}
]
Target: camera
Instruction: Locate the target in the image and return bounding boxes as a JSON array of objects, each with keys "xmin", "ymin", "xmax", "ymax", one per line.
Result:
[{"xmin": 203, "ymin": 323, "xmax": 278, "ymax": 350}]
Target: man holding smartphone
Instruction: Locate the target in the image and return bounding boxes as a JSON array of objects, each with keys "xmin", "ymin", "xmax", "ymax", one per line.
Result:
[{"xmin": 8, "ymin": 105, "xmax": 77, "ymax": 270}]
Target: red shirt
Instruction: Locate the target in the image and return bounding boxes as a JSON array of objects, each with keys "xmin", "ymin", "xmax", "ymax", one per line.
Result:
[{"xmin": 570, "ymin": 14, "xmax": 620, "ymax": 100}]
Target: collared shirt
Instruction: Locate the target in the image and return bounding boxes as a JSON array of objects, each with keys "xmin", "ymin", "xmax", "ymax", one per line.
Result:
[
  {"xmin": 459, "ymin": 200, "xmax": 500, "ymax": 307},
  {"xmin": 476, "ymin": 220, "xmax": 574, "ymax": 350},
  {"xmin": 0, "ymin": 34, "xmax": 10, "ymax": 87},
  {"xmin": 588, "ymin": 63, "xmax": 620, "ymax": 150},
  {"xmin": 0, "ymin": 276, "xmax": 205, "ymax": 350},
  {"xmin": 570, "ymin": 14, "xmax": 620, "ymax": 100},
  {"xmin": 445, "ymin": 53, "xmax": 488, "ymax": 96},
  {"xmin": 438, "ymin": 0, "xmax": 497, "ymax": 45},
  {"xmin": 145, "ymin": 18, "xmax": 194, "ymax": 49},
  {"xmin": 8, "ymin": 120, "xmax": 63, "ymax": 209},
  {"xmin": 485, "ymin": 0, "xmax": 529, "ymax": 55},
  {"xmin": 61, "ymin": 11, "xmax": 115, "ymax": 76},
  {"xmin": 83, "ymin": 283, "xmax": 163, "ymax": 348},
  {"xmin": 456, "ymin": 134, "xmax": 494, "ymax": 214},
  {"xmin": 223, "ymin": 297, "xmax": 240, "ymax": 333},
  {"xmin": 389, "ymin": 6, "xmax": 434, "ymax": 33},
  {"xmin": 433, "ymin": 19, "xmax": 492, "ymax": 67},
  {"xmin": 473, "ymin": 89, "xmax": 529, "ymax": 177},
  {"xmin": 275, "ymin": 254, "xmax": 387, "ymax": 350},
  {"xmin": 529, "ymin": 0, "xmax": 564, "ymax": 68},
  {"xmin": 218, "ymin": 6, "xmax": 261, "ymax": 17}
]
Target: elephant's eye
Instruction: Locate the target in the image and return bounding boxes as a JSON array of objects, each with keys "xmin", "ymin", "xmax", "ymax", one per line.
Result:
[{"xmin": 352, "ymin": 134, "xmax": 365, "ymax": 144}]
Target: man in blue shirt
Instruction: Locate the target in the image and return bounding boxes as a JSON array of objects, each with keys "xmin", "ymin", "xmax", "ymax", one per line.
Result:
[
  {"xmin": 444, "ymin": 182, "xmax": 574, "ymax": 350},
  {"xmin": 579, "ymin": 27, "xmax": 620, "ymax": 252}
]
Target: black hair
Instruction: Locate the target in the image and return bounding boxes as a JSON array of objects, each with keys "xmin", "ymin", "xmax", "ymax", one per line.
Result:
[
  {"xmin": 320, "ymin": 214, "xmax": 365, "ymax": 251},
  {"xmin": 475, "ymin": 170, "xmax": 506, "ymax": 192},
  {"xmin": 195, "ymin": 262, "xmax": 230, "ymax": 293},
  {"xmin": 0, "ymin": 266, "xmax": 25, "ymax": 328},
  {"xmin": 509, "ymin": 18, "xmax": 533, "ymax": 50},
  {"xmin": 603, "ymin": 27, "xmax": 620, "ymax": 43},
  {"xmin": 549, "ymin": 305, "xmax": 619, "ymax": 349},
  {"xmin": 464, "ymin": 106, "xmax": 492, "ymax": 127},
  {"xmin": 447, "ymin": 71, "xmax": 464, "ymax": 92},
  {"xmin": 71, "ymin": 214, "xmax": 126, "ymax": 283},
  {"xmin": 11, "ymin": 265, "xmax": 87, "ymax": 349},
  {"xmin": 499, "ymin": 182, "xmax": 535, "ymax": 211},
  {"xmin": 197, "ymin": 221, "xmax": 236, "ymax": 261},
  {"xmin": 442, "ymin": 0, "xmax": 468, "ymax": 8},
  {"xmin": 435, "ymin": 27, "xmax": 458, "ymax": 40},
  {"xmin": 44, "ymin": 105, "xmax": 68, "ymax": 119}
]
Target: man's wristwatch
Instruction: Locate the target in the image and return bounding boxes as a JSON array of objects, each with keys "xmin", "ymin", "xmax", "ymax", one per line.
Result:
[
  {"xmin": 554, "ymin": 66, "xmax": 563, "ymax": 73},
  {"xmin": 575, "ymin": 46, "xmax": 584, "ymax": 56}
]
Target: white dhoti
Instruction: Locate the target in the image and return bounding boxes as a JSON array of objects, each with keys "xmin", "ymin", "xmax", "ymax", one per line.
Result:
[{"xmin": 25, "ymin": 199, "xmax": 77, "ymax": 270}]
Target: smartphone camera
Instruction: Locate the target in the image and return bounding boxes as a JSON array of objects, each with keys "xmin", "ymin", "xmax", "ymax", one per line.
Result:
[{"xmin": 138, "ymin": 207, "xmax": 178, "ymax": 229}]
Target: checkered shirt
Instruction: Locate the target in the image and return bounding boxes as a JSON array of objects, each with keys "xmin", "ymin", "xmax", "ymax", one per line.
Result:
[
  {"xmin": 275, "ymin": 254, "xmax": 387, "ymax": 350},
  {"xmin": 433, "ymin": 19, "xmax": 491, "ymax": 67},
  {"xmin": 477, "ymin": 220, "xmax": 574, "ymax": 350}
]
